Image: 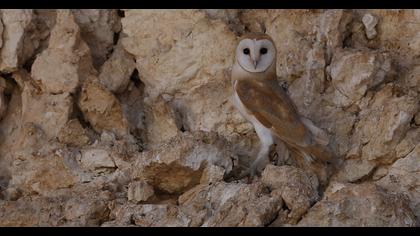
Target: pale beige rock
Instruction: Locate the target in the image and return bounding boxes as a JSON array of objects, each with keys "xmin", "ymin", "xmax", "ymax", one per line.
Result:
[
  {"xmin": 80, "ymin": 148, "xmax": 116, "ymax": 171},
  {"xmin": 371, "ymin": 166, "xmax": 389, "ymax": 181},
  {"xmin": 360, "ymin": 10, "xmax": 420, "ymax": 69},
  {"xmin": 144, "ymin": 95, "xmax": 180, "ymax": 148},
  {"xmin": 108, "ymin": 203, "xmax": 191, "ymax": 227},
  {"xmin": 72, "ymin": 9, "xmax": 121, "ymax": 69},
  {"xmin": 0, "ymin": 10, "xmax": 33, "ymax": 72},
  {"xmin": 404, "ymin": 65, "xmax": 420, "ymax": 93},
  {"xmin": 329, "ymin": 50, "xmax": 392, "ymax": 107},
  {"xmin": 0, "ymin": 196, "xmax": 65, "ymax": 226},
  {"xmin": 377, "ymin": 145, "xmax": 420, "ymax": 225},
  {"xmin": 79, "ymin": 78, "xmax": 129, "ymax": 137},
  {"xmin": 335, "ymin": 158, "xmax": 376, "ymax": 183},
  {"xmin": 408, "ymin": 31, "xmax": 420, "ymax": 54},
  {"xmin": 362, "ymin": 13, "xmax": 378, "ymax": 39},
  {"xmin": 178, "ymin": 182, "xmax": 282, "ymax": 227},
  {"xmin": 8, "ymin": 123, "xmax": 78, "ymax": 196},
  {"xmin": 98, "ymin": 43, "xmax": 136, "ymax": 93},
  {"xmin": 0, "ymin": 18, "xmax": 3, "ymax": 48},
  {"xmin": 132, "ymin": 204, "xmax": 191, "ymax": 227},
  {"xmin": 395, "ymin": 128, "xmax": 420, "ymax": 159},
  {"xmin": 353, "ymin": 85, "xmax": 418, "ymax": 165},
  {"xmin": 0, "ymin": 184, "xmax": 113, "ymax": 226},
  {"xmin": 316, "ymin": 10, "xmax": 353, "ymax": 61},
  {"xmin": 337, "ymin": 83, "xmax": 418, "ymax": 183},
  {"xmin": 202, "ymin": 9, "xmax": 244, "ymax": 34},
  {"xmin": 298, "ymin": 182, "xmax": 416, "ymax": 226},
  {"xmin": 20, "ymin": 78, "xmax": 73, "ymax": 139},
  {"xmin": 261, "ymin": 165, "xmax": 319, "ymax": 224},
  {"xmin": 132, "ymin": 131, "xmax": 237, "ymax": 194},
  {"xmin": 127, "ymin": 180, "xmax": 154, "ymax": 203},
  {"xmin": 62, "ymin": 186, "xmax": 113, "ymax": 226},
  {"xmin": 204, "ymin": 185, "xmax": 281, "ymax": 227},
  {"xmin": 199, "ymin": 164, "xmax": 225, "ymax": 184},
  {"xmin": 31, "ymin": 10, "xmax": 94, "ymax": 94},
  {"xmin": 177, "ymin": 183, "xmax": 217, "ymax": 226}
]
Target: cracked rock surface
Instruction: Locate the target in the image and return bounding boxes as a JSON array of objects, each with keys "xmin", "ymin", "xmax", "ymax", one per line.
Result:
[{"xmin": 0, "ymin": 9, "xmax": 419, "ymax": 226}]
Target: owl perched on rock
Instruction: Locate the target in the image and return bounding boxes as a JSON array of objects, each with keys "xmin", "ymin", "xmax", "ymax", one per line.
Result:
[{"xmin": 231, "ymin": 33, "xmax": 334, "ymax": 179}]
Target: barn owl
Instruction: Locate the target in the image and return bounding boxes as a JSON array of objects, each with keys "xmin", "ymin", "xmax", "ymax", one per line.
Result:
[{"xmin": 231, "ymin": 33, "xmax": 334, "ymax": 178}]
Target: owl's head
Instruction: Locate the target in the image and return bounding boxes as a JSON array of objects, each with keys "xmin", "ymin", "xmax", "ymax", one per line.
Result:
[{"xmin": 235, "ymin": 33, "xmax": 277, "ymax": 73}]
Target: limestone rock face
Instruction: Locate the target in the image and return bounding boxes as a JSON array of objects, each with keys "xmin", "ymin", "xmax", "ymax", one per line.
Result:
[
  {"xmin": 79, "ymin": 78, "xmax": 129, "ymax": 137},
  {"xmin": 127, "ymin": 181, "xmax": 154, "ymax": 203},
  {"xmin": 261, "ymin": 165, "xmax": 319, "ymax": 224},
  {"xmin": 0, "ymin": 183, "xmax": 113, "ymax": 226},
  {"xmin": 80, "ymin": 148, "xmax": 116, "ymax": 171},
  {"xmin": 98, "ymin": 43, "xmax": 136, "ymax": 94},
  {"xmin": 188, "ymin": 182, "xmax": 282, "ymax": 227},
  {"xmin": 0, "ymin": 10, "xmax": 33, "ymax": 72},
  {"xmin": 105, "ymin": 203, "xmax": 191, "ymax": 227},
  {"xmin": 21, "ymin": 83, "xmax": 73, "ymax": 140},
  {"xmin": 31, "ymin": 10, "xmax": 94, "ymax": 94},
  {"xmin": 7, "ymin": 123, "xmax": 79, "ymax": 197},
  {"xmin": 362, "ymin": 13, "xmax": 378, "ymax": 39},
  {"xmin": 298, "ymin": 182, "xmax": 416, "ymax": 226},
  {"xmin": 337, "ymin": 84, "xmax": 419, "ymax": 182},
  {"xmin": 71, "ymin": 9, "xmax": 121, "ymax": 69},
  {"xmin": 329, "ymin": 50, "xmax": 392, "ymax": 107},
  {"xmin": 0, "ymin": 9, "xmax": 419, "ymax": 227},
  {"xmin": 377, "ymin": 145, "xmax": 420, "ymax": 225},
  {"xmin": 0, "ymin": 18, "xmax": 3, "ymax": 48},
  {"xmin": 143, "ymin": 95, "xmax": 181, "ymax": 148},
  {"xmin": 57, "ymin": 119, "xmax": 90, "ymax": 147}
]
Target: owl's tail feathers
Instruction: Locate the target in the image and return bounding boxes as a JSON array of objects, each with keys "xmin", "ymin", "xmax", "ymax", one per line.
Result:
[
  {"xmin": 300, "ymin": 117, "xmax": 329, "ymax": 146},
  {"xmin": 304, "ymin": 143, "xmax": 335, "ymax": 163},
  {"xmin": 299, "ymin": 116, "xmax": 337, "ymax": 163}
]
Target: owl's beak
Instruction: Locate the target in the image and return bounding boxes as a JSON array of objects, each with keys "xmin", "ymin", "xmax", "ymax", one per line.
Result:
[{"xmin": 251, "ymin": 51, "xmax": 259, "ymax": 69}]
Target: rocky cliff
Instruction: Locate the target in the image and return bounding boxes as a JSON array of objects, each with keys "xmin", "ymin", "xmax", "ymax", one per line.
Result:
[{"xmin": 0, "ymin": 9, "xmax": 418, "ymax": 227}]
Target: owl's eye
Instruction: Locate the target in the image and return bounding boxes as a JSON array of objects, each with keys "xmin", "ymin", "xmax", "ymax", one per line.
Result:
[
  {"xmin": 243, "ymin": 48, "xmax": 250, "ymax": 55},
  {"xmin": 260, "ymin": 47, "xmax": 268, "ymax": 54}
]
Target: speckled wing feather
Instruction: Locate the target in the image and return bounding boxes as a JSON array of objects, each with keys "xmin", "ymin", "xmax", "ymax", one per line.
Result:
[{"xmin": 235, "ymin": 78, "xmax": 312, "ymax": 148}]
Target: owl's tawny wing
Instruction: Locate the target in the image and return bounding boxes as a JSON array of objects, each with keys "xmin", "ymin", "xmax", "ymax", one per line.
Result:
[{"xmin": 235, "ymin": 79, "xmax": 312, "ymax": 148}]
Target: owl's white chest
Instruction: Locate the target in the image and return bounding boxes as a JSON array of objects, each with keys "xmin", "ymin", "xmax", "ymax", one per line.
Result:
[{"xmin": 233, "ymin": 80, "xmax": 274, "ymax": 146}]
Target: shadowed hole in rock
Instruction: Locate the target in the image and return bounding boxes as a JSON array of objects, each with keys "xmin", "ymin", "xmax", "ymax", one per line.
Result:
[
  {"xmin": 141, "ymin": 162, "xmax": 206, "ymax": 195},
  {"xmin": 117, "ymin": 10, "xmax": 125, "ymax": 18},
  {"xmin": 22, "ymin": 56, "xmax": 37, "ymax": 73},
  {"xmin": 113, "ymin": 32, "xmax": 120, "ymax": 46},
  {"xmin": 129, "ymin": 69, "xmax": 142, "ymax": 88},
  {"xmin": 70, "ymin": 90, "xmax": 98, "ymax": 140},
  {"xmin": 169, "ymin": 102, "xmax": 190, "ymax": 134},
  {"xmin": 0, "ymin": 73, "xmax": 17, "ymax": 104},
  {"xmin": 0, "ymin": 176, "xmax": 9, "ymax": 193},
  {"xmin": 118, "ymin": 68, "xmax": 147, "ymax": 147},
  {"xmin": 409, "ymin": 116, "xmax": 417, "ymax": 127},
  {"xmin": 343, "ymin": 32, "xmax": 353, "ymax": 48}
]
